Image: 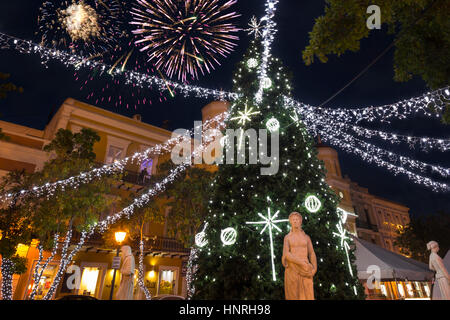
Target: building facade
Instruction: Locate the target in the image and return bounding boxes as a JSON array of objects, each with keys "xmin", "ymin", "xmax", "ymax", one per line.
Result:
[
  {"xmin": 316, "ymin": 142, "xmax": 410, "ymax": 254},
  {"xmin": 1, "ymin": 98, "xmax": 196, "ymax": 300},
  {"xmin": 1, "ymin": 98, "xmax": 411, "ymax": 299}
]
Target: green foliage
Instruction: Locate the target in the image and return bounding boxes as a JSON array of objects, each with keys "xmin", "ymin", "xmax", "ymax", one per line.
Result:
[
  {"xmin": 163, "ymin": 162, "xmax": 216, "ymax": 248},
  {"xmin": 303, "ymin": 0, "xmax": 450, "ymax": 90},
  {"xmin": 10, "ymin": 255, "xmax": 28, "ymax": 275},
  {"xmin": 0, "ymin": 72, "xmax": 23, "ymax": 100},
  {"xmin": 0, "ymin": 170, "xmax": 33, "ymax": 259},
  {"xmin": 394, "ymin": 212, "xmax": 450, "ymax": 263},
  {"xmin": 29, "ymin": 128, "xmax": 119, "ymax": 249},
  {"xmin": 192, "ymin": 41, "xmax": 365, "ymax": 300}
]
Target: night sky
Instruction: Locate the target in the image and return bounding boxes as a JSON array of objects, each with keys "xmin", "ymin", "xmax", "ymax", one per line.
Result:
[{"xmin": 0, "ymin": 0, "xmax": 448, "ymax": 218}]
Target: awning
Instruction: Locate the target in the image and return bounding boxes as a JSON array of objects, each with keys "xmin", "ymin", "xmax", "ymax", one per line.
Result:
[{"xmin": 353, "ymin": 236, "xmax": 434, "ymax": 281}]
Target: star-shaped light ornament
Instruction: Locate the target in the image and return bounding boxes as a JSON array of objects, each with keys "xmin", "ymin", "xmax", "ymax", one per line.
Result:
[
  {"xmin": 245, "ymin": 16, "xmax": 263, "ymax": 39},
  {"xmin": 290, "ymin": 110, "xmax": 301, "ymax": 127},
  {"xmin": 246, "ymin": 207, "xmax": 289, "ymax": 281},
  {"xmin": 333, "ymin": 221, "xmax": 358, "ymax": 295},
  {"xmin": 231, "ymin": 104, "xmax": 261, "ymax": 126}
]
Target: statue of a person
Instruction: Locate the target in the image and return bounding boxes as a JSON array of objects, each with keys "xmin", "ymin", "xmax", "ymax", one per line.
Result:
[
  {"xmin": 115, "ymin": 245, "xmax": 135, "ymax": 300},
  {"xmin": 282, "ymin": 212, "xmax": 317, "ymax": 300},
  {"xmin": 427, "ymin": 241, "xmax": 450, "ymax": 300}
]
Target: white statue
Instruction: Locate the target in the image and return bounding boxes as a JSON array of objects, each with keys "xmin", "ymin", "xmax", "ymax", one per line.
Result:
[
  {"xmin": 115, "ymin": 245, "xmax": 135, "ymax": 300},
  {"xmin": 427, "ymin": 241, "xmax": 450, "ymax": 300},
  {"xmin": 282, "ymin": 212, "xmax": 317, "ymax": 300}
]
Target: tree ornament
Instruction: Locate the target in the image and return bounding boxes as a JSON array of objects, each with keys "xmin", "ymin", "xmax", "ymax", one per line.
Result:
[
  {"xmin": 195, "ymin": 223, "xmax": 209, "ymax": 248},
  {"xmin": 221, "ymin": 227, "xmax": 237, "ymax": 246},
  {"xmin": 304, "ymin": 195, "xmax": 322, "ymax": 213},
  {"xmin": 231, "ymin": 104, "xmax": 261, "ymax": 126},
  {"xmin": 266, "ymin": 118, "xmax": 280, "ymax": 133},
  {"xmin": 262, "ymin": 77, "xmax": 272, "ymax": 89},
  {"xmin": 247, "ymin": 58, "xmax": 259, "ymax": 69},
  {"xmin": 246, "ymin": 207, "xmax": 289, "ymax": 281}
]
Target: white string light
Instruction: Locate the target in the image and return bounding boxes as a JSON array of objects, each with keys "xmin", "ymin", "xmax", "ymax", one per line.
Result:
[
  {"xmin": 246, "ymin": 207, "xmax": 289, "ymax": 282},
  {"xmin": 137, "ymin": 240, "xmax": 152, "ymax": 300},
  {"xmin": 255, "ymin": 0, "xmax": 279, "ymax": 103},
  {"xmin": 41, "ymin": 115, "xmax": 227, "ymax": 298},
  {"xmin": 285, "ymin": 103, "xmax": 450, "ymax": 192},
  {"xmin": 0, "ymin": 112, "xmax": 228, "ymax": 203},
  {"xmin": 0, "ymin": 32, "xmax": 239, "ymax": 102}
]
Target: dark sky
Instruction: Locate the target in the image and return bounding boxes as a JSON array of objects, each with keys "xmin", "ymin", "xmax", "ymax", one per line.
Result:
[{"xmin": 0, "ymin": 0, "xmax": 448, "ymax": 218}]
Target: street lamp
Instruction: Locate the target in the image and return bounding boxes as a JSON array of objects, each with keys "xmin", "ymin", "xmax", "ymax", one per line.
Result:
[{"xmin": 109, "ymin": 231, "xmax": 127, "ymax": 300}]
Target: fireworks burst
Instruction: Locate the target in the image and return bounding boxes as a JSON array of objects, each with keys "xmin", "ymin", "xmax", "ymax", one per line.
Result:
[
  {"xmin": 75, "ymin": 40, "xmax": 170, "ymax": 110},
  {"xmin": 59, "ymin": 1, "xmax": 101, "ymax": 42},
  {"xmin": 130, "ymin": 0, "xmax": 241, "ymax": 82},
  {"xmin": 38, "ymin": 0, "xmax": 125, "ymax": 56}
]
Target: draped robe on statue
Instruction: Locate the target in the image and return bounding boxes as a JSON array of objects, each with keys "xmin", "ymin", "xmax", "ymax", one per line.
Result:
[
  {"xmin": 282, "ymin": 231, "xmax": 316, "ymax": 300},
  {"xmin": 115, "ymin": 245, "xmax": 135, "ymax": 300},
  {"xmin": 429, "ymin": 252, "xmax": 450, "ymax": 300}
]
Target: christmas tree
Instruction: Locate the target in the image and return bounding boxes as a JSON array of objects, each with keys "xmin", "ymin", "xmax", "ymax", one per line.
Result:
[{"xmin": 191, "ymin": 41, "xmax": 365, "ymax": 300}]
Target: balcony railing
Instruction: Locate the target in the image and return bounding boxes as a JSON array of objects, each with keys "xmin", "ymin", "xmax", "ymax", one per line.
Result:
[
  {"xmin": 94, "ymin": 161, "xmax": 152, "ymax": 186},
  {"xmin": 356, "ymin": 220, "xmax": 379, "ymax": 232},
  {"xmin": 71, "ymin": 231, "xmax": 189, "ymax": 254}
]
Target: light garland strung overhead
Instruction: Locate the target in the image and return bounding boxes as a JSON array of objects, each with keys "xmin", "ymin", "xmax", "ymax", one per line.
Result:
[
  {"xmin": 43, "ymin": 117, "xmax": 226, "ymax": 299},
  {"xmin": 0, "ymin": 32, "xmax": 239, "ymax": 102},
  {"xmin": 285, "ymin": 103, "xmax": 450, "ymax": 192},
  {"xmin": 0, "ymin": 111, "xmax": 227, "ymax": 203},
  {"xmin": 284, "ymin": 88, "xmax": 450, "ymax": 124}
]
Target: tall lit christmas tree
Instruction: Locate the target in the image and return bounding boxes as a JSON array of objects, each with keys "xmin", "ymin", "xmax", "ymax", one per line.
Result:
[{"xmin": 191, "ymin": 33, "xmax": 365, "ymax": 299}]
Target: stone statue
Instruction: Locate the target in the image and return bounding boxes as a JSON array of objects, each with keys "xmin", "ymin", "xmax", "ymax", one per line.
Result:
[
  {"xmin": 115, "ymin": 245, "xmax": 136, "ymax": 300},
  {"xmin": 427, "ymin": 241, "xmax": 450, "ymax": 300},
  {"xmin": 282, "ymin": 212, "xmax": 317, "ymax": 300}
]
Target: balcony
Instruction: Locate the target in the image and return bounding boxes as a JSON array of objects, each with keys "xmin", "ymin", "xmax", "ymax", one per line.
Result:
[
  {"xmin": 94, "ymin": 162, "xmax": 152, "ymax": 187},
  {"xmin": 71, "ymin": 231, "xmax": 189, "ymax": 255},
  {"xmin": 356, "ymin": 220, "xmax": 379, "ymax": 232}
]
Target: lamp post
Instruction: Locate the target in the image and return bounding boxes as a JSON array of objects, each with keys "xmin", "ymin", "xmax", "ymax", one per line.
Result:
[{"xmin": 109, "ymin": 231, "xmax": 126, "ymax": 300}]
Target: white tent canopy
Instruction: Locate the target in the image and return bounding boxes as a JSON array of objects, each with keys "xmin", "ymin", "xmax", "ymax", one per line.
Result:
[{"xmin": 353, "ymin": 237, "xmax": 434, "ymax": 281}]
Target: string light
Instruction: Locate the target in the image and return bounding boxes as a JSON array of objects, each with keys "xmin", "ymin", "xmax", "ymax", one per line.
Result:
[
  {"xmin": 0, "ymin": 258, "xmax": 14, "ymax": 300},
  {"xmin": 255, "ymin": 0, "xmax": 279, "ymax": 103},
  {"xmin": 0, "ymin": 32, "xmax": 239, "ymax": 102},
  {"xmin": 41, "ymin": 115, "xmax": 226, "ymax": 298},
  {"xmin": 0, "ymin": 112, "xmax": 227, "ymax": 203},
  {"xmin": 246, "ymin": 207, "xmax": 289, "ymax": 281},
  {"xmin": 137, "ymin": 240, "xmax": 152, "ymax": 300}
]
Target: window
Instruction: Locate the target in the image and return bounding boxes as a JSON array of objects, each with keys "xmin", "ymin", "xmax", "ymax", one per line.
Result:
[
  {"xmin": 79, "ymin": 267, "xmax": 100, "ymax": 297},
  {"xmin": 24, "ymin": 262, "xmax": 59, "ymax": 300},
  {"xmin": 105, "ymin": 146, "xmax": 123, "ymax": 164},
  {"xmin": 157, "ymin": 266, "xmax": 179, "ymax": 295},
  {"xmin": 139, "ymin": 158, "xmax": 153, "ymax": 176},
  {"xmin": 397, "ymin": 283, "xmax": 405, "ymax": 298}
]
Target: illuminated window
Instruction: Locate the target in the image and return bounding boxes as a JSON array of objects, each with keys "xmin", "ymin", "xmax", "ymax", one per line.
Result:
[
  {"xmin": 24, "ymin": 263, "xmax": 59, "ymax": 300},
  {"xmin": 406, "ymin": 282, "xmax": 414, "ymax": 297},
  {"xmin": 158, "ymin": 267, "xmax": 178, "ymax": 295},
  {"xmin": 397, "ymin": 283, "xmax": 405, "ymax": 298},
  {"xmin": 380, "ymin": 284, "xmax": 387, "ymax": 297},
  {"xmin": 105, "ymin": 146, "xmax": 123, "ymax": 164},
  {"xmin": 79, "ymin": 267, "xmax": 100, "ymax": 297},
  {"xmin": 140, "ymin": 158, "xmax": 153, "ymax": 176},
  {"xmin": 423, "ymin": 283, "xmax": 430, "ymax": 297}
]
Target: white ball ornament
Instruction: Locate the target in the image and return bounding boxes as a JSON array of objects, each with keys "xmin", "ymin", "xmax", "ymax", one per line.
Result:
[
  {"xmin": 262, "ymin": 77, "xmax": 272, "ymax": 89},
  {"xmin": 221, "ymin": 227, "xmax": 237, "ymax": 246},
  {"xmin": 247, "ymin": 58, "xmax": 258, "ymax": 69},
  {"xmin": 304, "ymin": 195, "xmax": 322, "ymax": 213},
  {"xmin": 266, "ymin": 118, "xmax": 280, "ymax": 133},
  {"xmin": 195, "ymin": 232, "xmax": 208, "ymax": 248}
]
